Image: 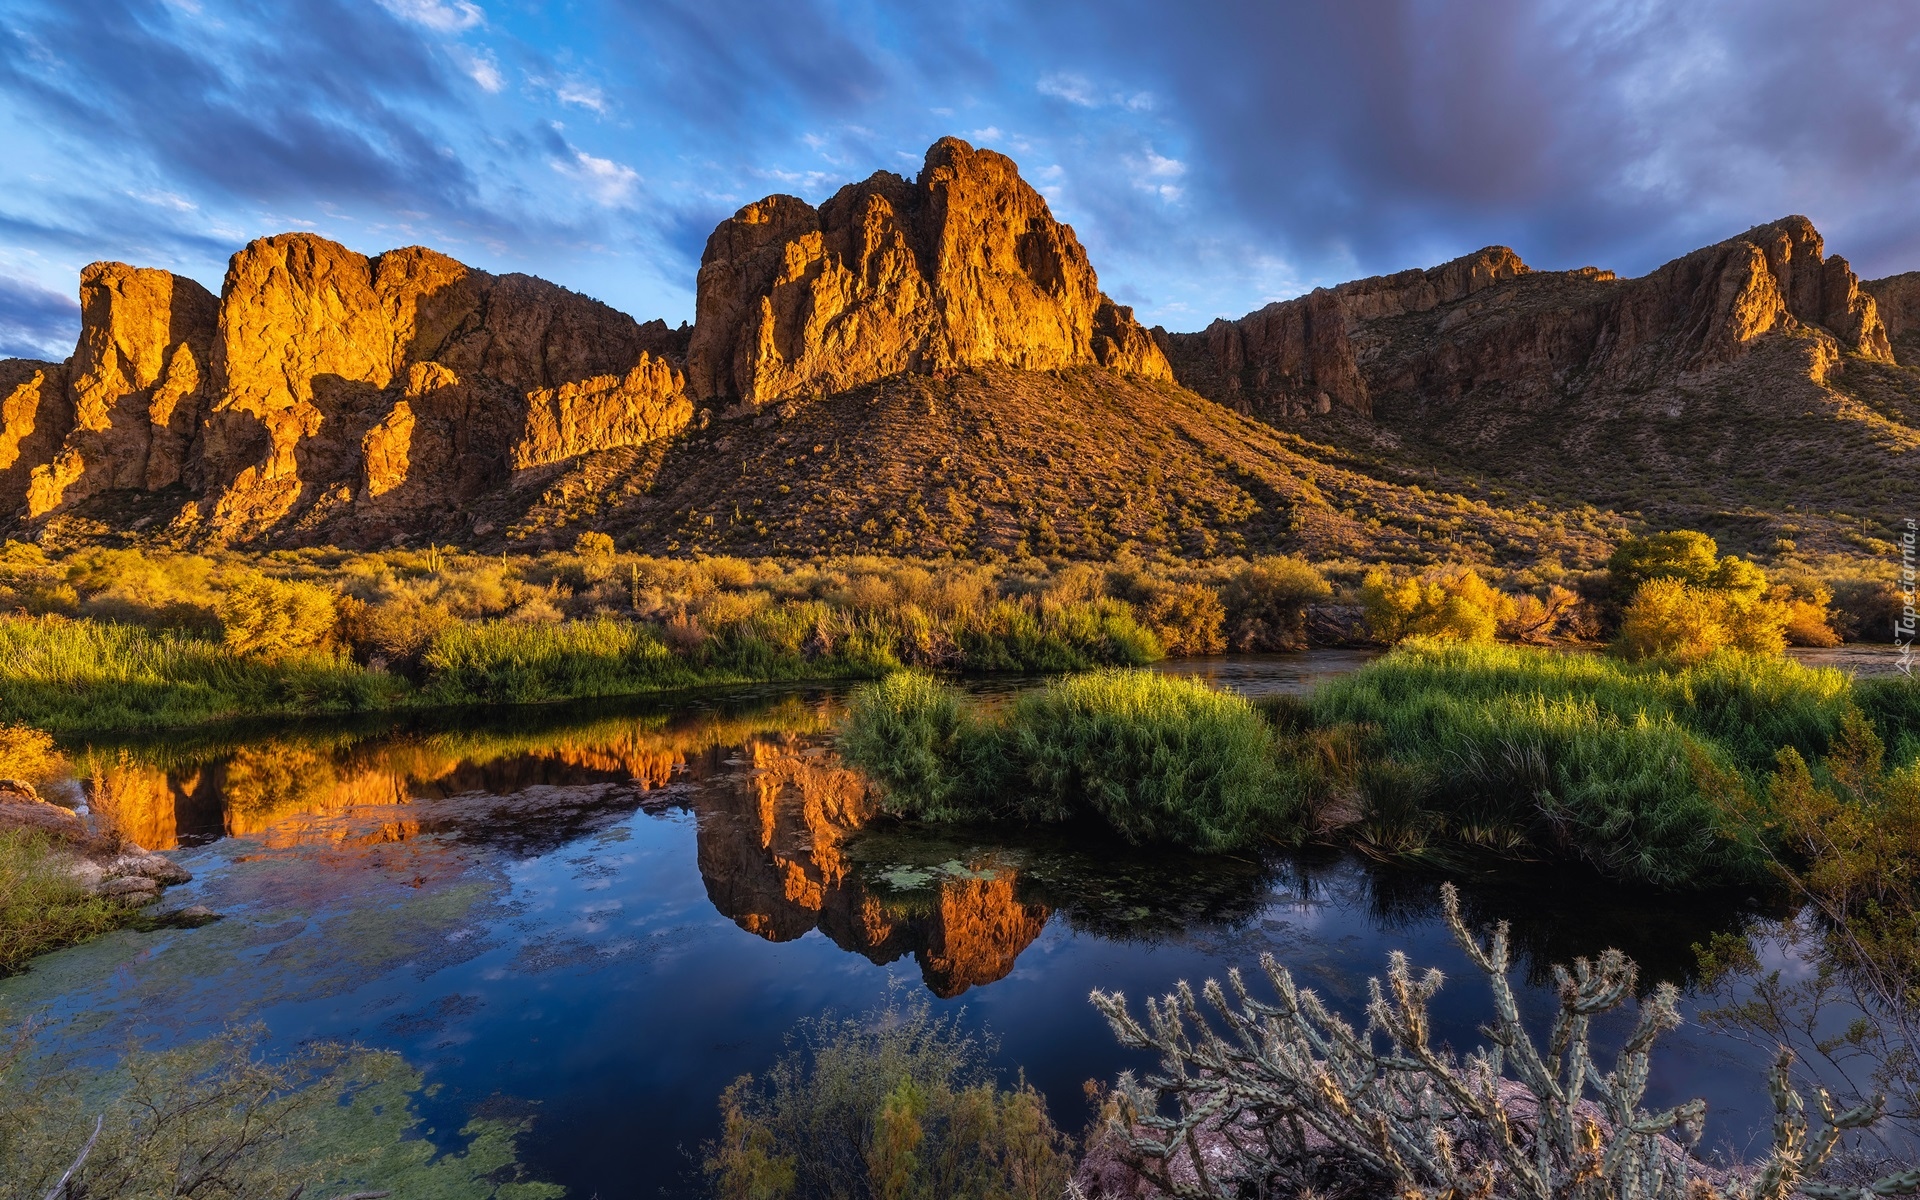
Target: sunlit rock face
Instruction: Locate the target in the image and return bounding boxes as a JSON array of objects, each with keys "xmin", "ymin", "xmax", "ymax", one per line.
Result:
[
  {"xmin": 1165, "ymin": 216, "xmax": 1895, "ymax": 419},
  {"xmin": 686, "ymin": 136, "xmax": 1172, "ymax": 408},
  {"xmin": 0, "ymin": 232, "xmax": 691, "ymax": 545}
]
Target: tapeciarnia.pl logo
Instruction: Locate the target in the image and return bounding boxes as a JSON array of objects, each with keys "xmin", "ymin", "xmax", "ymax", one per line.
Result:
[{"xmin": 1899, "ymin": 517, "xmax": 1916, "ymax": 678}]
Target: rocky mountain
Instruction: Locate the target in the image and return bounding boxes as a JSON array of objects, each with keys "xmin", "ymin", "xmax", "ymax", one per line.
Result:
[
  {"xmin": 0, "ymin": 138, "xmax": 1913, "ymax": 567},
  {"xmin": 1166, "ymin": 217, "xmax": 1916, "ymax": 556}
]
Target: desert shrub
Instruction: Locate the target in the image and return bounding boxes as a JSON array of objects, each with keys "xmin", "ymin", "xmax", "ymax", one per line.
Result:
[
  {"xmin": 1495, "ymin": 584, "xmax": 1580, "ymax": 643},
  {"xmin": 704, "ymin": 996, "xmax": 1072, "ymax": 1200},
  {"xmin": 65, "ymin": 549, "xmax": 219, "ymax": 631},
  {"xmin": 1829, "ymin": 575, "xmax": 1905, "ymax": 643},
  {"xmin": 215, "ymin": 574, "xmax": 338, "ymax": 659},
  {"xmin": 1138, "ymin": 582, "xmax": 1225, "ymax": 656},
  {"xmin": 0, "ymin": 723, "xmax": 65, "ymax": 790},
  {"xmin": 1359, "ymin": 566, "xmax": 1509, "ymax": 644},
  {"xmin": 1616, "ymin": 578, "xmax": 1789, "ymax": 663},
  {"xmin": 1607, "ymin": 528, "xmax": 1741, "ymax": 594},
  {"xmin": 573, "ymin": 530, "xmax": 616, "ymax": 558},
  {"xmin": 0, "ymin": 830, "xmax": 129, "ymax": 974},
  {"xmin": 1767, "ymin": 573, "xmax": 1842, "ymax": 647},
  {"xmin": 1219, "ymin": 556, "xmax": 1330, "ymax": 651},
  {"xmin": 1005, "ymin": 669, "xmax": 1297, "ymax": 850},
  {"xmin": 338, "ymin": 595, "xmax": 456, "ymax": 675},
  {"xmin": 1089, "ymin": 883, "xmax": 1912, "ymax": 1200}
]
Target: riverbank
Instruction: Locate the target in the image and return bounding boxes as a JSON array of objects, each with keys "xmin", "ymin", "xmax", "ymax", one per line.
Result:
[{"xmin": 840, "ymin": 640, "xmax": 1920, "ymax": 888}]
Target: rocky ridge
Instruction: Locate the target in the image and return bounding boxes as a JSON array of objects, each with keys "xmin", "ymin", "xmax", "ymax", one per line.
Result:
[{"xmin": 0, "ymin": 140, "xmax": 1913, "ymax": 562}]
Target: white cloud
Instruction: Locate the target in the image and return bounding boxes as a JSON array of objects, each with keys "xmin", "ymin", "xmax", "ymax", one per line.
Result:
[
  {"xmin": 130, "ymin": 189, "xmax": 197, "ymax": 211},
  {"xmin": 556, "ymin": 81, "xmax": 609, "ymax": 113},
  {"xmin": 969, "ymin": 126, "xmax": 1003, "ymax": 142},
  {"xmin": 1127, "ymin": 148, "xmax": 1187, "ymax": 202},
  {"xmin": 460, "ymin": 48, "xmax": 504, "ymax": 93},
  {"xmin": 1037, "ymin": 72, "xmax": 1099, "ymax": 107},
  {"xmin": 377, "ymin": 0, "xmax": 483, "ymax": 33},
  {"xmin": 554, "ymin": 149, "xmax": 640, "ymax": 206}
]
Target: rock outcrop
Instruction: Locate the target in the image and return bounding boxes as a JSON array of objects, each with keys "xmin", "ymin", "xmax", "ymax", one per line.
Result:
[
  {"xmin": 1865, "ymin": 271, "xmax": 1920, "ymax": 359},
  {"xmin": 0, "ymin": 233, "xmax": 694, "ymax": 546},
  {"xmin": 1166, "ymin": 216, "xmax": 1894, "ymax": 419},
  {"xmin": 25, "ymin": 264, "xmax": 218, "ymax": 518},
  {"xmin": 686, "ymin": 137, "xmax": 1172, "ymax": 407},
  {"xmin": 0, "ymin": 359, "xmax": 71, "ymax": 513}
]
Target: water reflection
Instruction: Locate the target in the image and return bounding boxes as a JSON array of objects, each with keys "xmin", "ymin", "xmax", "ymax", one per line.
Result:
[{"xmin": 70, "ymin": 683, "xmax": 1778, "ymax": 1002}]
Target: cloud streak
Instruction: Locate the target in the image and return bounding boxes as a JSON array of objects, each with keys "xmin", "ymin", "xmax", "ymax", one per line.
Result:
[{"xmin": 0, "ymin": 0, "xmax": 1914, "ymax": 339}]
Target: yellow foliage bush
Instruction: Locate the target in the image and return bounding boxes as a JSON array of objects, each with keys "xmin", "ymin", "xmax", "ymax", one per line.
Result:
[
  {"xmin": 1360, "ymin": 566, "xmax": 1510, "ymax": 644},
  {"xmin": 0, "ymin": 723, "xmax": 65, "ymax": 789},
  {"xmin": 215, "ymin": 575, "xmax": 339, "ymax": 659},
  {"xmin": 1615, "ymin": 577, "xmax": 1791, "ymax": 663}
]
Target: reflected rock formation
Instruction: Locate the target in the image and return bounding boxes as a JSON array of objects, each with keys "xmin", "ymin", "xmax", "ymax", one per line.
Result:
[{"xmin": 695, "ymin": 734, "xmax": 1050, "ymax": 997}]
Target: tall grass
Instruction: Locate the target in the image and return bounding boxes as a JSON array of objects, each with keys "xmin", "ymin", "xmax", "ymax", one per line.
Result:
[
  {"xmin": 1306, "ymin": 639, "xmax": 1867, "ymax": 885},
  {"xmin": 841, "ymin": 670, "xmax": 1304, "ymax": 852},
  {"xmin": 0, "ymin": 617, "xmax": 407, "ymax": 732}
]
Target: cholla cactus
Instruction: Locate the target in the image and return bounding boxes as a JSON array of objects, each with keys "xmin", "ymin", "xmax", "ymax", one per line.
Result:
[{"xmin": 1088, "ymin": 883, "xmax": 1918, "ymax": 1200}]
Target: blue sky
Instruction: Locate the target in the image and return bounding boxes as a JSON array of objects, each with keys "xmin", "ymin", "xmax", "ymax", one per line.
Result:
[{"xmin": 2, "ymin": 0, "xmax": 1918, "ymax": 359}]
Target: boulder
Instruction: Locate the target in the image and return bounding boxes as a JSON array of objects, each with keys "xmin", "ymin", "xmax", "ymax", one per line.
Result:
[{"xmin": 0, "ymin": 780, "xmax": 88, "ymax": 842}]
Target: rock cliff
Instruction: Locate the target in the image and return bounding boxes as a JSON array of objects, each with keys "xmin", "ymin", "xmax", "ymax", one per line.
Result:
[
  {"xmin": 685, "ymin": 137, "xmax": 1171, "ymax": 406},
  {"xmin": 1166, "ymin": 216, "xmax": 1895, "ymax": 420},
  {"xmin": 1865, "ymin": 271, "xmax": 1920, "ymax": 359},
  {"xmin": 0, "ymin": 232, "xmax": 692, "ymax": 545}
]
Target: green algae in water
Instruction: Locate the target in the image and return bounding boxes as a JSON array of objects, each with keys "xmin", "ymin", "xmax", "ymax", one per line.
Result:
[{"xmin": 0, "ymin": 1021, "xmax": 561, "ymax": 1200}]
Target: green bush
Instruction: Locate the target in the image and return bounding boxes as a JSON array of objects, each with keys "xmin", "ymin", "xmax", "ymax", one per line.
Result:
[
  {"xmin": 839, "ymin": 672, "xmax": 999, "ymax": 821},
  {"xmin": 843, "ymin": 670, "xmax": 1303, "ymax": 852},
  {"xmin": 704, "ymin": 996, "xmax": 1071, "ymax": 1200},
  {"xmin": 1305, "ymin": 639, "xmax": 1866, "ymax": 885},
  {"xmin": 1005, "ymin": 669, "xmax": 1297, "ymax": 850}
]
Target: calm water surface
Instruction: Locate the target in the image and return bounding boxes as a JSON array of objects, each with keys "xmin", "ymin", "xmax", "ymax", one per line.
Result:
[{"xmin": 2, "ymin": 654, "xmax": 1808, "ymax": 1197}]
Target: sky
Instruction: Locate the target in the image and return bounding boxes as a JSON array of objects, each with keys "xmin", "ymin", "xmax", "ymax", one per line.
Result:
[{"xmin": 1, "ymin": 0, "xmax": 1918, "ymax": 359}]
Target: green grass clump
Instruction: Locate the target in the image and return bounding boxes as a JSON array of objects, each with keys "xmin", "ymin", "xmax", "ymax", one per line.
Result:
[
  {"xmin": 954, "ymin": 599, "xmax": 1160, "ymax": 672},
  {"xmin": 1004, "ymin": 670, "xmax": 1296, "ymax": 850},
  {"xmin": 0, "ymin": 830, "xmax": 131, "ymax": 974},
  {"xmin": 838, "ymin": 672, "xmax": 994, "ymax": 820},
  {"xmin": 842, "ymin": 669, "xmax": 1303, "ymax": 852},
  {"xmin": 1307, "ymin": 639, "xmax": 1869, "ymax": 885}
]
